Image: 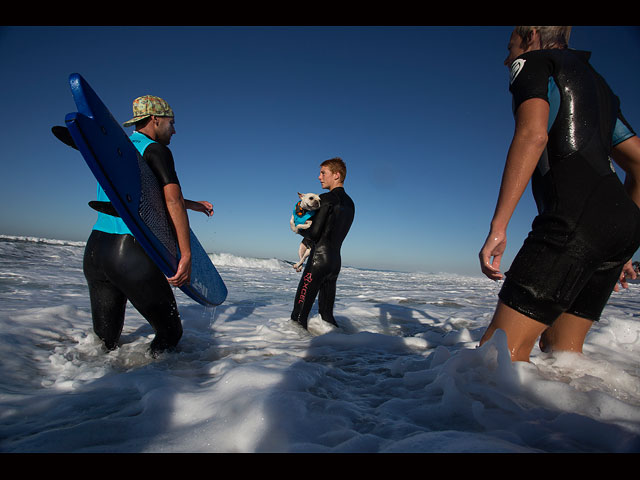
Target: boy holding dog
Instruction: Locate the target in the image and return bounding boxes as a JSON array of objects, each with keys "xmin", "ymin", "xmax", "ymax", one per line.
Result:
[{"xmin": 291, "ymin": 157, "xmax": 355, "ymax": 329}]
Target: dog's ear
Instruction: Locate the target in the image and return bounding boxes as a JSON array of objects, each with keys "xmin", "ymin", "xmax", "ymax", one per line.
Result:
[{"xmin": 298, "ymin": 192, "xmax": 304, "ymax": 198}]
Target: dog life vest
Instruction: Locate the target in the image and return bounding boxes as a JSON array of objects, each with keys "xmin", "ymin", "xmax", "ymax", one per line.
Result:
[{"xmin": 293, "ymin": 201, "xmax": 316, "ymax": 227}]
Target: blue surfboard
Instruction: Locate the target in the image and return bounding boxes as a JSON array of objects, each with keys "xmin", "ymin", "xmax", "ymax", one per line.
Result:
[{"xmin": 64, "ymin": 73, "xmax": 227, "ymax": 306}]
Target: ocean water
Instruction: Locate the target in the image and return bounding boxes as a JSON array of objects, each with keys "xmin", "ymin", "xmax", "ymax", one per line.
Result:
[{"xmin": 1, "ymin": 234, "xmax": 639, "ymax": 453}]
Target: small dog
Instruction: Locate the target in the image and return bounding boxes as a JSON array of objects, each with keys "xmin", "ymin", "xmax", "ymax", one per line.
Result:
[{"xmin": 290, "ymin": 192, "xmax": 321, "ymax": 272}]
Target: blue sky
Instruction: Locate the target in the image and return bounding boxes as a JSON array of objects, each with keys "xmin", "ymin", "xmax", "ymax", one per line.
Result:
[{"xmin": 1, "ymin": 26, "xmax": 639, "ymax": 275}]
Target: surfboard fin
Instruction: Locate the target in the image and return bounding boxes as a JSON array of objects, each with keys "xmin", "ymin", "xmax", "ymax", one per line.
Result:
[
  {"xmin": 53, "ymin": 127, "xmax": 120, "ymax": 218},
  {"xmin": 88, "ymin": 201, "xmax": 120, "ymax": 217},
  {"xmin": 52, "ymin": 125, "xmax": 78, "ymax": 150}
]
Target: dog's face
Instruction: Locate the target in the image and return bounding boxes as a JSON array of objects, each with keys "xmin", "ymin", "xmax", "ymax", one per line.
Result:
[{"xmin": 298, "ymin": 192, "xmax": 321, "ymax": 210}]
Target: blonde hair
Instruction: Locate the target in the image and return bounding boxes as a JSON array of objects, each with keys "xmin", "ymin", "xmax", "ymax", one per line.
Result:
[
  {"xmin": 515, "ymin": 26, "xmax": 572, "ymax": 49},
  {"xmin": 321, "ymin": 157, "xmax": 347, "ymax": 182}
]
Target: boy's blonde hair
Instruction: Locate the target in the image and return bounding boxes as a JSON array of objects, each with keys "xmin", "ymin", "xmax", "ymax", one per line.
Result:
[
  {"xmin": 321, "ymin": 157, "xmax": 347, "ymax": 183},
  {"xmin": 515, "ymin": 26, "xmax": 572, "ymax": 49}
]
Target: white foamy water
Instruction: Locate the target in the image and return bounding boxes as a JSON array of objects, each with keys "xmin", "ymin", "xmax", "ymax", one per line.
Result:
[{"xmin": 1, "ymin": 234, "xmax": 639, "ymax": 452}]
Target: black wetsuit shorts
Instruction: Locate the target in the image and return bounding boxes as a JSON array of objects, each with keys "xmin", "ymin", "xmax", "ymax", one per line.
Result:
[{"xmin": 500, "ymin": 49, "xmax": 640, "ymax": 325}]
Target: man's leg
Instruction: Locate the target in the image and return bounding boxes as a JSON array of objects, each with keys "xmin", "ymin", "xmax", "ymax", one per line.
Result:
[
  {"xmin": 114, "ymin": 236, "xmax": 183, "ymax": 355},
  {"xmin": 83, "ymin": 231, "xmax": 128, "ymax": 351},
  {"xmin": 86, "ymin": 279, "xmax": 128, "ymax": 350}
]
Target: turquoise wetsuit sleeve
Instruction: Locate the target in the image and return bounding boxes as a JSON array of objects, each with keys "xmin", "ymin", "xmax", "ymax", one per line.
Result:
[
  {"xmin": 612, "ymin": 114, "xmax": 636, "ymax": 146},
  {"xmin": 547, "ymin": 78, "xmax": 560, "ymax": 132}
]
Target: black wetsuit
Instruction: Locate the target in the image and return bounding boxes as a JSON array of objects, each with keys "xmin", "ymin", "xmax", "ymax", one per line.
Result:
[
  {"xmin": 83, "ymin": 138, "xmax": 183, "ymax": 354},
  {"xmin": 291, "ymin": 187, "xmax": 355, "ymax": 328},
  {"xmin": 500, "ymin": 49, "xmax": 640, "ymax": 325}
]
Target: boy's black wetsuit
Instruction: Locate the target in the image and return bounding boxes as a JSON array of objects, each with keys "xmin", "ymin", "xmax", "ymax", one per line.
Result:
[
  {"xmin": 500, "ymin": 48, "xmax": 640, "ymax": 325},
  {"xmin": 291, "ymin": 187, "xmax": 355, "ymax": 328},
  {"xmin": 83, "ymin": 140, "xmax": 183, "ymax": 354}
]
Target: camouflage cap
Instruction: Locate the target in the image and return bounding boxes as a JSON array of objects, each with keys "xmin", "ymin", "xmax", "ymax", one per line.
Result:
[{"xmin": 122, "ymin": 95, "xmax": 174, "ymax": 127}]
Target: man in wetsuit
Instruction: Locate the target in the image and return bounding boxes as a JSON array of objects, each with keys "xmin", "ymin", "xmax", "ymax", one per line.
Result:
[
  {"xmin": 291, "ymin": 157, "xmax": 355, "ymax": 329},
  {"xmin": 83, "ymin": 95, "xmax": 213, "ymax": 356},
  {"xmin": 479, "ymin": 26, "xmax": 640, "ymax": 362}
]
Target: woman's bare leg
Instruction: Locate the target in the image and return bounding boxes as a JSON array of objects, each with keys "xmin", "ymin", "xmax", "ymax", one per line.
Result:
[
  {"xmin": 539, "ymin": 312, "xmax": 593, "ymax": 353},
  {"xmin": 480, "ymin": 300, "xmax": 548, "ymax": 362}
]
